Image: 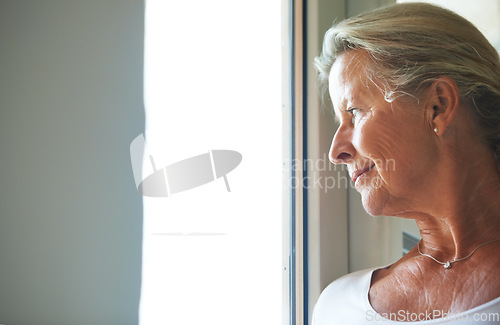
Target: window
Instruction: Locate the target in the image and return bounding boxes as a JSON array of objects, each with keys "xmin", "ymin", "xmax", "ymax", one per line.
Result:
[{"xmin": 136, "ymin": 1, "xmax": 284, "ymax": 324}]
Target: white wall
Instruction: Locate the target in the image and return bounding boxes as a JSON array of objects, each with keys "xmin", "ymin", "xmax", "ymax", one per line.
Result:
[{"xmin": 0, "ymin": 1, "xmax": 144, "ymax": 324}]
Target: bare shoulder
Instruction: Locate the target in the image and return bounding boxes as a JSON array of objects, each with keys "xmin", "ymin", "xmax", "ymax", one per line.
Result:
[
  {"xmin": 460, "ymin": 246, "xmax": 500, "ymax": 308},
  {"xmin": 369, "ymin": 259, "xmax": 426, "ymax": 314},
  {"xmin": 368, "ymin": 250, "xmax": 500, "ymax": 318}
]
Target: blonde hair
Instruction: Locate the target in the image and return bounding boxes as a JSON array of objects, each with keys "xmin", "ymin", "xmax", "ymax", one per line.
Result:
[{"xmin": 315, "ymin": 2, "xmax": 500, "ymax": 161}]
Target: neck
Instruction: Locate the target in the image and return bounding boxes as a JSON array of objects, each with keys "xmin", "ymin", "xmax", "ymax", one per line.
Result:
[{"xmin": 415, "ymin": 153, "xmax": 500, "ymax": 261}]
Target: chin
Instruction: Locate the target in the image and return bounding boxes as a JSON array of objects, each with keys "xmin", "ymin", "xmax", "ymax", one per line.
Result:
[
  {"xmin": 359, "ymin": 187, "xmax": 389, "ymax": 217},
  {"xmin": 361, "ymin": 199, "xmax": 382, "ymax": 216}
]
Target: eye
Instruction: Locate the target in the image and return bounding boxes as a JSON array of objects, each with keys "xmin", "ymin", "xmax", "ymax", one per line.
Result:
[{"xmin": 346, "ymin": 107, "xmax": 360, "ymax": 123}]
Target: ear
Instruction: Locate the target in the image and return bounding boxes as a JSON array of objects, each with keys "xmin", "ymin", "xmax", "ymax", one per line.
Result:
[{"xmin": 425, "ymin": 77, "xmax": 460, "ymax": 136}]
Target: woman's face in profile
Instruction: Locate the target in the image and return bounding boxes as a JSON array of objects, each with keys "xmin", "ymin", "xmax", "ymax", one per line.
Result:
[{"xmin": 328, "ymin": 50, "xmax": 438, "ymax": 216}]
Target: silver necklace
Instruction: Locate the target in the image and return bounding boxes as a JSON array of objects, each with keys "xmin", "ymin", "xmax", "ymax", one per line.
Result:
[{"xmin": 417, "ymin": 238, "xmax": 500, "ymax": 270}]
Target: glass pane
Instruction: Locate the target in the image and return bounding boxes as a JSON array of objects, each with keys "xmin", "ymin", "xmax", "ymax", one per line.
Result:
[{"xmin": 135, "ymin": 1, "xmax": 283, "ymax": 324}]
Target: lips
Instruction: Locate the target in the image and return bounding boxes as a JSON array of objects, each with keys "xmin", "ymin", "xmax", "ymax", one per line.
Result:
[{"xmin": 351, "ymin": 164, "xmax": 375, "ymax": 184}]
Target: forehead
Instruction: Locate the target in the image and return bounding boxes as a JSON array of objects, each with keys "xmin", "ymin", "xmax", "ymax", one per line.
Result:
[{"xmin": 328, "ymin": 51, "xmax": 374, "ymax": 116}]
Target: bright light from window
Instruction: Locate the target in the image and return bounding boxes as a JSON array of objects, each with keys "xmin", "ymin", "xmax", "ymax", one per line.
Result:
[{"xmin": 139, "ymin": 1, "xmax": 282, "ymax": 324}]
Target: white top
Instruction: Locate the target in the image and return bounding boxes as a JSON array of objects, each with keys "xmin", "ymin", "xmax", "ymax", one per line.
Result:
[{"xmin": 312, "ymin": 267, "xmax": 500, "ymax": 324}]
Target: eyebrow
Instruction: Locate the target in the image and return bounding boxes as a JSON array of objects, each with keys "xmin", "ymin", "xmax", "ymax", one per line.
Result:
[{"xmin": 332, "ymin": 95, "xmax": 355, "ymax": 124}]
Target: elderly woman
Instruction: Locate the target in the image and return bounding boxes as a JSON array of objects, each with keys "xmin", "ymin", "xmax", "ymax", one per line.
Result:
[{"xmin": 313, "ymin": 2, "xmax": 500, "ymax": 324}]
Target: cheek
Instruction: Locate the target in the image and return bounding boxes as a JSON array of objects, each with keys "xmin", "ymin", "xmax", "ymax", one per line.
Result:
[
  {"xmin": 354, "ymin": 118, "xmax": 407, "ymax": 165},
  {"xmin": 355, "ymin": 119, "xmax": 428, "ymax": 190}
]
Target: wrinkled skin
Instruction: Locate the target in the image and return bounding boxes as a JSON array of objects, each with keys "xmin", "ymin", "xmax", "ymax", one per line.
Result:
[{"xmin": 328, "ymin": 50, "xmax": 500, "ymax": 318}]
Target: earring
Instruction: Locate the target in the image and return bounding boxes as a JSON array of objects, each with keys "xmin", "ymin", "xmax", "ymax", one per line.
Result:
[{"xmin": 434, "ymin": 127, "xmax": 438, "ymax": 133}]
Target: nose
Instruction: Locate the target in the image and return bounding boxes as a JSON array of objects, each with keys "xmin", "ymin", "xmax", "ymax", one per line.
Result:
[{"xmin": 329, "ymin": 124, "xmax": 355, "ymax": 164}]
